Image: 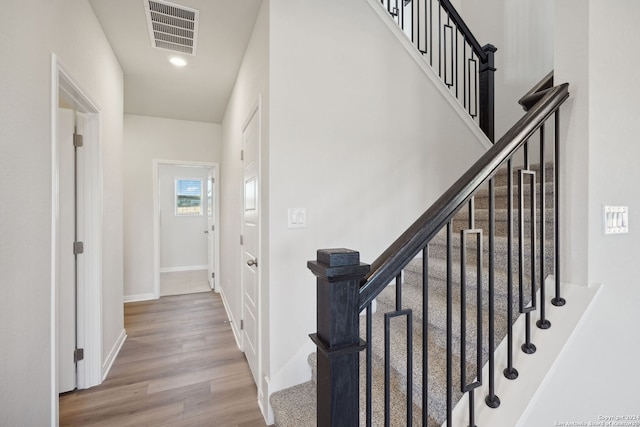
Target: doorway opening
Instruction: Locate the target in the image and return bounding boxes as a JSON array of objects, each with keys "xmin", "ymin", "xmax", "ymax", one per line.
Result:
[
  {"xmin": 153, "ymin": 160, "xmax": 220, "ymax": 299},
  {"xmin": 51, "ymin": 54, "xmax": 103, "ymax": 418}
]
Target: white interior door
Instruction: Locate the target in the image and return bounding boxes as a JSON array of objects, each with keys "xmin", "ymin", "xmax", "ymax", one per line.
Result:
[
  {"xmin": 207, "ymin": 173, "xmax": 215, "ymax": 289},
  {"xmin": 242, "ymin": 108, "xmax": 260, "ymax": 386},
  {"xmin": 58, "ymin": 107, "xmax": 76, "ymax": 393}
]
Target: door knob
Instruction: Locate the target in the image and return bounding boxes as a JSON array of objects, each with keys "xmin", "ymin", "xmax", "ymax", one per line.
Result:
[
  {"xmin": 247, "ymin": 258, "xmax": 258, "ymax": 267},
  {"xmin": 204, "ymin": 230, "xmax": 209, "ymax": 234}
]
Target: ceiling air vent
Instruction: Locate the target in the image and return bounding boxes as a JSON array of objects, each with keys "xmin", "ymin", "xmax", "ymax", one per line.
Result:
[{"xmin": 143, "ymin": 0, "xmax": 199, "ymax": 55}]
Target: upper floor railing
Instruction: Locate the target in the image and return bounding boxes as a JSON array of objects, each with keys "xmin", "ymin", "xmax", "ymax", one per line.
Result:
[{"xmin": 378, "ymin": 0, "xmax": 497, "ymax": 141}]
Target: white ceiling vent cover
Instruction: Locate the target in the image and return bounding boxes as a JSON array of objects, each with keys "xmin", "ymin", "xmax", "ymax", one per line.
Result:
[{"xmin": 143, "ymin": 0, "xmax": 199, "ymax": 55}]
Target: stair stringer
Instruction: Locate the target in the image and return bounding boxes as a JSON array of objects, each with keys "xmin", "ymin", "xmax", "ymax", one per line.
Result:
[
  {"xmin": 363, "ymin": 0, "xmax": 492, "ymax": 152},
  {"xmin": 446, "ymin": 278, "xmax": 602, "ymax": 427}
]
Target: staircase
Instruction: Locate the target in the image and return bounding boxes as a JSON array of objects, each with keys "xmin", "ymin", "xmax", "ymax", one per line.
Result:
[
  {"xmin": 271, "ymin": 162, "xmax": 557, "ymax": 426},
  {"xmin": 270, "ymin": 1, "xmax": 570, "ymax": 425}
]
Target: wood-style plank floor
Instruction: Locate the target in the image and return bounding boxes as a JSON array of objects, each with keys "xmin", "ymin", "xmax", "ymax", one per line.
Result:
[{"xmin": 59, "ymin": 291, "xmax": 268, "ymax": 427}]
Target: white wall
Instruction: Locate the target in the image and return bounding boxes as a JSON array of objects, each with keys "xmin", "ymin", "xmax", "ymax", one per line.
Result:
[
  {"xmin": 266, "ymin": 0, "xmax": 489, "ymax": 402},
  {"xmin": 519, "ymin": 0, "xmax": 640, "ymax": 423},
  {"xmin": 158, "ymin": 165, "xmax": 209, "ymax": 270},
  {"xmin": 123, "ymin": 114, "xmax": 221, "ymax": 298},
  {"xmin": 220, "ymin": 0, "xmax": 271, "ymax": 413},
  {"xmin": 0, "ymin": 1, "xmax": 123, "ymax": 425},
  {"xmin": 460, "ymin": 0, "xmax": 555, "ymax": 139}
]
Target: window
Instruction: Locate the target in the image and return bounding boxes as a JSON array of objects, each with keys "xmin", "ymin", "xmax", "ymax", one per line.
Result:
[{"xmin": 175, "ymin": 179, "xmax": 203, "ymax": 216}]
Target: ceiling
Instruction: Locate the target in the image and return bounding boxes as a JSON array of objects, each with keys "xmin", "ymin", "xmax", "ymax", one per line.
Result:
[{"xmin": 89, "ymin": 0, "xmax": 263, "ymax": 123}]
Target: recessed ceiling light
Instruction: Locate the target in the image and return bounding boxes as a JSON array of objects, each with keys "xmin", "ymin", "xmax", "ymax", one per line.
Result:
[{"xmin": 169, "ymin": 56, "xmax": 187, "ymax": 67}]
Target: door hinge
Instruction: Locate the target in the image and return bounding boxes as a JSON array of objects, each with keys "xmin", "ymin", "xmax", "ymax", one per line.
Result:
[
  {"xmin": 241, "ymin": 320, "xmax": 244, "ymax": 330},
  {"xmin": 241, "ymin": 150, "xmax": 244, "ymax": 161},
  {"xmin": 211, "ymin": 225, "xmax": 215, "ymax": 231},
  {"xmin": 74, "ymin": 348, "xmax": 84, "ymax": 363},
  {"xmin": 73, "ymin": 241, "xmax": 84, "ymax": 255},
  {"xmin": 73, "ymin": 133, "xmax": 84, "ymax": 148},
  {"xmin": 211, "ymin": 272, "xmax": 215, "ymax": 279},
  {"xmin": 240, "ymin": 235, "xmax": 244, "ymax": 245}
]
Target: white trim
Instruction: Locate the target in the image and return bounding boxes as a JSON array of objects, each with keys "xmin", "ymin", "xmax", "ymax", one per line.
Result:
[
  {"xmin": 159, "ymin": 265, "xmax": 208, "ymax": 273},
  {"xmin": 219, "ymin": 287, "xmax": 243, "ymax": 349},
  {"xmin": 153, "ymin": 159, "xmax": 220, "ymax": 299},
  {"xmin": 123, "ymin": 293, "xmax": 158, "ymax": 303},
  {"xmin": 364, "ymin": 0, "xmax": 492, "ymax": 151},
  {"xmin": 240, "ymin": 95, "xmax": 265, "ymax": 415},
  {"xmin": 102, "ymin": 329, "xmax": 127, "ymax": 381},
  {"xmin": 50, "ymin": 54, "xmax": 59, "ymax": 427},
  {"xmin": 51, "ymin": 54, "xmax": 104, "ymax": 426}
]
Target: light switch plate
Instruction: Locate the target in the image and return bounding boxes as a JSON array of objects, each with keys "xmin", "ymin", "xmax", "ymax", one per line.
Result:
[
  {"xmin": 288, "ymin": 208, "xmax": 307, "ymax": 229},
  {"xmin": 603, "ymin": 205, "xmax": 628, "ymax": 234}
]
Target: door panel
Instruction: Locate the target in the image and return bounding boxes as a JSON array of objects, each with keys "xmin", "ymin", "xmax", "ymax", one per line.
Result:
[{"xmin": 242, "ymin": 107, "xmax": 260, "ymax": 386}]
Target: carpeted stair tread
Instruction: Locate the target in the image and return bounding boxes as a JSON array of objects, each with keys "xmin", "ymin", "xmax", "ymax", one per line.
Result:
[
  {"xmin": 490, "ymin": 162, "xmax": 554, "ymax": 186},
  {"xmin": 473, "ymin": 181, "xmax": 555, "ymax": 209},
  {"xmin": 271, "ymin": 380, "xmax": 316, "ymax": 427},
  {"xmin": 375, "ymin": 280, "xmax": 509, "ymax": 363},
  {"xmin": 424, "ymin": 230, "xmax": 555, "ymax": 274},
  {"xmin": 363, "ymin": 305, "xmax": 474, "ymax": 425}
]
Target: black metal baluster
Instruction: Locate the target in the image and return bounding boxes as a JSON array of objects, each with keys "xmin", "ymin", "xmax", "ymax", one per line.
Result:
[
  {"xmin": 504, "ymin": 158, "xmax": 519, "ymax": 379},
  {"xmin": 463, "ymin": 43, "xmax": 467, "ymax": 110},
  {"xmin": 438, "ymin": 5, "xmax": 442, "ymax": 77},
  {"xmin": 520, "ymin": 143, "xmax": 537, "ymax": 354},
  {"xmin": 422, "ymin": 245, "xmax": 429, "ymax": 426},
  {"xmin": 414, "ymin": 0, "xmax": 420, "ymax": 50},
  {"xmin": 366, "ymin": 303, "xmax": 373, "ymax": 427},
  {"xmin": 537, "ymin": 124, "xmax": 551, "ymax": 329},
  {"xmin": 486, "ymin": 177, "xmax": 501, "ymax": 407},
  {"xmin": 384, "ymin": 304, "xmax": 391, "ymax": 427},
  {"xmin": 455, "ymin": 23, "xmax": 459, "ymax": 99},
  {"xmin": 552, "ymin": 110, "xmax": 566, "ymax": 307},
  {"xmin": 446, "ymin": 220, "xmax": 453, "ymax": 427},
  {"xmin": 396, "ymin": 272, "xmax": 402, "ymax": 311},
  {"xmin": 429, "ymin": 0, "xmax": 433, "ymax": 66},
  {"xmin": 384, "ymin": 273, "xmax": 412, "ymax": 427},
  {"xmin": 461, "ymin": 228, "xmax": 482, "ymax": 427},
  {"xmin": 468, "ymin": 55, "xmax": 478, "ymax": 118},
  {"xmin": 444, "ymin": 24, "xmax": 452, "ymax": 87},
  {"xmin": 407, "ymin": 309, "xmax": 413, "ymax": 427}
]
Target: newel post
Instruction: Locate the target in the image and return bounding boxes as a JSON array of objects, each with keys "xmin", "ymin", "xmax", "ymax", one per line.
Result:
[
  {"xmin": 479, "ymin": 44, "xmax": 497, "ymax": 143},
  {"xmin": 308, "ymin": 249, "xmax": 370, "ymax": 427}
]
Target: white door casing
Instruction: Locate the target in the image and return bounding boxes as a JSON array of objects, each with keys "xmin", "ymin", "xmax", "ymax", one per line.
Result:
[
  {"xmin": 52, "ymin": 55, "xmax": 104, "ymax": 423},
  {"xmin": 57, "ymin": 107, "xmax": 77, "ymax": 394},
  {"xmin": 152, "ymin": 160, "xmax": 219, "ymax": 299},
  {"xmin": 241, "ymin": 103, "xmax": 261, "ymax": 387},
  {"xmin": 207, "ymin": 173, "xmax": 215, "ymax": 289}
]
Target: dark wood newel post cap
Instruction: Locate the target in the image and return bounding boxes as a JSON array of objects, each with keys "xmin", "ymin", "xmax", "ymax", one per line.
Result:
[{"xmin": 307, "ymin": 248, "xmax": 370, "ymax": 282}]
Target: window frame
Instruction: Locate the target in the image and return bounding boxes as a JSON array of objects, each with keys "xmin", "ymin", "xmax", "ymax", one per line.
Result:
[{"xmin": 174, "ymin": 177, "xmax": 204, "ymax": 216}]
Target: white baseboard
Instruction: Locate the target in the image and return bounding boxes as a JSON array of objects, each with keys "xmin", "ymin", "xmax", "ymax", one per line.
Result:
[
  {"xmin": 219, "ymin": 287, "xmax": 242, "ymax": 349},
  {"xmin": 124, "ymin": 293, "xmax": 157, "ymax": 303},
  {"xmin": 159, "ymin": 265, "xmax": 208, "ymax": 273},
  {"xmin": 102, "ymin": 329, "xmax": 126, "ymax": 381}
]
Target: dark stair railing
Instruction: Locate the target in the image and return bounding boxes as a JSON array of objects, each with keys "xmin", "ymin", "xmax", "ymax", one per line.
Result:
[
  {"xmin": 309, "ymin": 79, "xmax": 569, "ymax": 426},
  {"xmin": 378, "ymin": 0, "xmax": 497, "ymax": 141}
]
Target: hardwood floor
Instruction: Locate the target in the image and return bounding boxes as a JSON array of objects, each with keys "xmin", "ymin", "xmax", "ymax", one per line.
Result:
[{"xmin": 60, "ymin": 291, "xmax": 268, "ymax": 427}]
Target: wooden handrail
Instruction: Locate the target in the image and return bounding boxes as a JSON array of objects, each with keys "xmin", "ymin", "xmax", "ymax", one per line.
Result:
[
  {"xmin": 359, "ymin": 82, "xmax": 570, "ymax": 311},
  {"xmin": 518, "ymin": 70, "xmax": 554, "ymax": 111}
]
